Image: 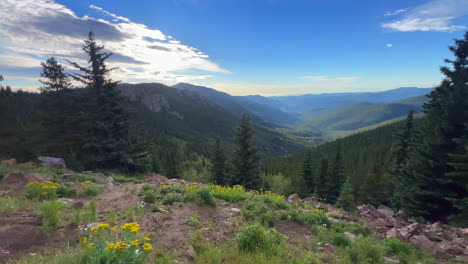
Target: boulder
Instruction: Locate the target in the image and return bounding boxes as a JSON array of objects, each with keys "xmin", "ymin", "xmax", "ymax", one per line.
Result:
[
  {"xmin": 398, "ymin": 223, "xmax": 421, "ymax": 239},
  {"xmin": 146, "ymin": 173, "xmax": 168, "ymax": 184},
  {"xmin": 410, "ymin": 235, "xmax": 438, "ymax": 253},
  {"xmin": 303, "ymin": 197, "xmax": 320, "ymax": 207},
  {"xmin": 344, "ymin": 232, "xmax": 357, "ymax": 241},
  {"xmin": 287, "ymin": 193, "xmax": 301, "ymax": 203},
  {"xmin": 90, "ymin": 173, "xmax": 108, "ymax": 183},
  {"xmin": 1, "ymin": 158, "xmax": 16, "ymax": 166},
  {"xmin": 357, "ymin": 204, "xmax": 382, "ymax": 219},
  {"xmin": 1, "ymin": 172, "xmax": 27, "ymax": 184},
  {"xmin": 377, "ymin": 205, "xmax": 395, "ymax": 218},
  {"xmin": 37, "ymin": 156, "xmax": 66, "ymax": 169}
]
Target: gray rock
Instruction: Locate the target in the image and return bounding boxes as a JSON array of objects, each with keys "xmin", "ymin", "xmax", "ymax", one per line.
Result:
[
  {"xmin": 37, "ymin": 156, "xmax": 67, "ymax": 169},
  {"xmin": 377, "ymin": 205, "xmax": 395, "ymax": 218},
  {"xmin": 287, "ymin": 193, "xmax": 301, "ymax": 203}
]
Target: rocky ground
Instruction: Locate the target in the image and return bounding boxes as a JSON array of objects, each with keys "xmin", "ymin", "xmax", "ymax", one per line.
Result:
[{"xmin": 0, "ymin": 158, "xmax": 467, "ymax": 263}]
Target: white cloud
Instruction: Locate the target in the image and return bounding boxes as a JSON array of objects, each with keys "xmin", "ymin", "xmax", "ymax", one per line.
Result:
[
  {"xmin": 385, "ymin": 9, "xmax": 407, "ymax": 16},
  {"xmin": 301, "ymin": 76, "xmax": 360, "ymax": 82},
  {"xmin": 386, "ymin": 43, "xmax": 393, "ymax": 48},
  {"xmin": 382, "ymin": 0, "xmax": 468, "ymax": 32},
  {"xmin": 0, "ymin": 0, "xmax": 228, "ymax": 88}
]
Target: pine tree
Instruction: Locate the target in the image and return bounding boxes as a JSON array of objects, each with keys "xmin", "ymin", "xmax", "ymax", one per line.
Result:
[
  {"xmin": 301, "ymin": 149, "xmax": 316, "ymax": 196},
  {"xmin": 317, "ymin": 157, "xmax": 329, "ymax": 198},
  {"xmin": 231, "ymin": 114, "xmax": 262, "ymax": 190},
  {"xmin": 165, "ymin": 152, "xmax": 178, "ymax": 178},
  {"xmin": 211, "ymin": 138, "xmax": 227, "ymax": 185},
  {"xmin": 68, "ymin": 32, "xmax": 139, "ymax": 170},
  {"xmin": 390, "ymin": 110, "xmax": 417, "ymax": 208},
  {"xmin": 37, "ymin": 57, "xmax": 74, "ymax": 157},
  {"xmin": 401, "ymin": 33, "xmax": 468, "ymax": 222},
  {"xmin": 325, "ymin": 146, "xmax": 346, "ymax": 203},
  {"xmin": 39, "ymin": 57, "xmax": 72, "ymax": 92},
  {"xmin": 150, "ymin": 148, "xmax": 161, "ymax": 173},
  {"xmin": 335, "ymin": 179, "xmax": 356, "ymax": 212}
]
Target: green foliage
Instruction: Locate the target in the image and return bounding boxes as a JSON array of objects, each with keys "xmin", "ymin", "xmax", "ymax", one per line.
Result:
[
  {"xmin": 162, "ymin": 193, "xmax": 183, "ymax": 205},
  {"xmin": 185, "ymin": 187, "xmax": 216, "ymax": 207},
  {"xmin": 112, "ymin": 174, "xmax": 142, "ymax": 183},
  {"xmin": 211, "ymin": 138, "xmax": 227, "ymax": 185},
  {"xmin": 300, "ymin": 149, "xmax": 316, "ymax": 196},
  {"xmin": 36, "ymin": 166, "xmax": 64, "ymax": 175},
  {"xmin": 0, "ymin": 196, "xmax": 19, "ymax": 216},
  {"xmin": 26, "ymin": 181, "xmax": 59, "ymax": 200},
  {"xmin": 235, "ymin": 224, "xmax": 284, "ymax": 256},
  {"xmin": 57, "ymin": 185, "xmax": 77, "ymax": 198},
  {"xmin": 397, "ymin": 33, "xmax": 468, "ymax": 223},
  {"xmin": 142, "ymin": 190, "xmax": 157, "ymax": 204},
  {"xmin": 71, "ymin": 209, "xmax": 82, "ymax": 226},
  {"xmin": 332, "ymin": 232, "xmax": 351, "ymax": 247},
  {"xmin": 187, "ymin": 215, "xmax": 201, "ymax": 227},
  {"xmin": 324, "ymin": 146, "xmax": 345, "ymax": 203},
  {"xmin": 261, "ymin": 172, "xmax": 293, "ymax": 196},
  {"xmin": 78, "ymin": 185, "xmax": 104, "ymax": 197},
  {"xmin": 106, "ymin": 209, "xmax": 117, "ymax": 225},
  {"xmin": 85, "ymin": 200, "xmax": 98, "ymax": 222},
  {"xmin": 335, "ymin": 180, "xmax": 356, "ymax": 212},
  {"xmin": 41, "ymin": 200, "xmax": 64, "ymax": 231},
  {"xmin": 280, "ymin": 209, "xmax": 331, "ymax": 227},
  {"xmin": 231, "ymin": 114, "xmax": 262, "ymax": 190},
  {"xmin": 339, "ymin": 236, "xmax": 385, "ymax": 264},
  {"xmin": 384, "ymin": 238, "xmax": 433, "ymax": 264},
  {"xmin": 209, "ymin": 184, "xmax": 249, "ymax": 202}
]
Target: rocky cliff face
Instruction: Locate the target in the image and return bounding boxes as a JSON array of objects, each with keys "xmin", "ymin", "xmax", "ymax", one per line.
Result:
[{"xmin": 118, "ymin": 83, "xmax": 183, "ymax": 119}]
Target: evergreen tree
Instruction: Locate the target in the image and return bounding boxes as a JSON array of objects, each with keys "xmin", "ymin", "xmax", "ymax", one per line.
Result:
[
  {"xmin": 211, "ymin": 138, "xmax": 227, "ymax": 185},
  {"xmin": 150, "ymin": 148, "xmax": 161, "ymax": 173},
  {"xmin": 39, "ymin": 57, "xmax": 72, "ymax": 92},
  {"xmin": 69, "ymin": 32, "xmax": 143, "ymax": 171},
  {"xmin": 231, "ymin": 114, "xmax": 262, "ymax": 190},
  {"xmin": 400, "ymin": 33, "xmax": 468, "ymax": 222},
  {"xmin": 390, "ymin": 110, "xmax": 417, "ymax": 208},
  {"xmin": 301, "ymin": 149, "xmax": 316, "ymax": 195},
  {"xmin": 37, "ymin": 57, "xmax": 74, "ymax": 157},
  {"xmin": 324, "ymin": 146, "xmax": 346, "ymax": 203},
  {"xmin": 317, "ymin": 157, "xmax": 329, "ymax": 198},
  {"xmin": 165, "ymin": 152, "xmax": 178, "ymax": 178},
  {"xmin": 335, "ymin": 179, "xmax": 356, "ymax": 212}
]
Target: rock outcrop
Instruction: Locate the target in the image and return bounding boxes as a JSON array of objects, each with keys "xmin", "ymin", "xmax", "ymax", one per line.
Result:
[{"xmin": 37, "ymin": 156, "xmax": 67, "ymax": 169}]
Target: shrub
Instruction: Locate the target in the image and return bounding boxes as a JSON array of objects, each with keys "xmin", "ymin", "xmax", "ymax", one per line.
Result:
[
  {"xmin": 162, "ymin": 193, "xmax": 183, "ymax": 205},
  {"xmin": 36, "ymin": 166, "xmax": 63, "ymax": 175},
  {"xmin": 142, "ymin": 190, "xmax": 157, "ymax": 204},
  {"xmin": 41, "ymin": 200, "xmax": 64, "ymax": 231},
  {"xmin": 71, "ymin": 209, "xmax": 82, "ymax": 226},
  {"xmin": 187, "ymin": 216, "xmax": 201, "ymax": 227},
  {"xmin": 80, "ymin": 222, "xmax": 153, "ymax": 264},
  {"xmin": 280, "ymin": 209, "xmax": 331, "ymax": 227},
  {"xmin": 113, "ymin": 174, "xmax": 141, "ymax": 183},
  {"xmin": 384, "ymin": 238, "xmax": 431, "ymax": 264},
  {"xmin": 141, "ymin": 184, "xmax": 155, "ymax": 193},
  {"xmin": 260, "ymin": 211, "xmax": 277, "ymax": 227},
  {"xmin": 79, "ymin": 185, "xmax": 104, "ymax": 197},
  {"xmin": 332, "ymin": 222, "xmax": 372, "ymax": 236},
  {"xmin": 84, "ymin": 200, "xmax": 98, "ymax": 222},
  {"xmin": 332, "ymin": 232, "xmax": 351, "ymax": 247},
  {"xmin": 57, "ymin": 185, "xmax": 77, "ymax": 198},
  {"xmin": 235, "ymin": 224, "xmax": 284, "ymax": 256},
  {"xmin": 106, "ymin": 209, "xmax": 117, "ymax": 225},
  {"xmin": 186, "ymin": 188, "xmax": 216, "ymax": 207},
  {"xmin": 26, "ymin": 181, "xmax": 59, "ymax": 200},
  {"xmin": 242, "ymin": 199, "xmax": 269, "ymax": 221},
  {"xmin": 340, "ymin": 236, "xmax": 385, "ymax": 264},
  {"xmin": 208, "ymin": 184, "xmax": 249, "ymax": 202},
  {"xmin": 0, "ymin": 196, "xmax": 18, "ymax": 216}
]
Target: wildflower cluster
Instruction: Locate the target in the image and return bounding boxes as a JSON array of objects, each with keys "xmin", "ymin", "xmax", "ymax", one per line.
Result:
[
  {"xmin": 80, "ymin": 222, "xmax": 153, "ymax": 264},
  {"xmin": 26, "ymin": 181, "xmax": 60, "ymax": 200},
  {"xmin": 209, "ymin": 184, "xmax": 249, "ymax": 202},
  {"xmin": 252, "ymin": 189, "xmax": 288, "ymax": 209}
]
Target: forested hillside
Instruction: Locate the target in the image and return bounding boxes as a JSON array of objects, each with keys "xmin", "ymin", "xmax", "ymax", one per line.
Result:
[{"xmin": 262, "ymin": 116, "xmax": 424, "ymax": 205}]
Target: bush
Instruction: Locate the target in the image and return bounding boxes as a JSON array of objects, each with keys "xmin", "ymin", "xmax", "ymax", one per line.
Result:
[
  {"xmin": 113, "ymin": 174, "xmax": 141, "ymax": 183},
  {"xmin": 332, "ymin": 232, "xmax": 351, "ymax": 247},
  {"xmin": 41, "ymin": 200, "xmax": 64, "ymax": 231},
  {"xmin": 79, "ymin": 185, "xmax": 104, "ymax": 197},
  {"xmin": 186, "ymin": 188, "xmax": 216, "ymax": 207},
  {"xmin": 142, "ymin": 190, "xmax": 157, "ymax": 204},
  {"xmin": 84, "ymin": 200, "xmax": 98, "ymax": 222},
  {"xmin": 384, "ymin": 238, "xmax": 431, "ymax": 264},
  {"xmin": 187, "ymin": 216, "xmax": 201, "ymax": 227},
  {"xmin": 57, "ymin": 185, "xmax": 77, "ymax": 198},
  {"xmin": 209, "ymin": 184, "xmax": 249, "ymax": 202},
  {"xmin": 106, "ymin": 209, "xmax": 117, "ymax": 225},
  {"xmin": 242, "ymin": 199, "xmax": 269, "ymax": 221},
  {"xmin": 280, "ymin": 209, "xmax": 331, "ymax": 227},
  {"xmin": 162, "ymin": 193, "xmax": 183, "ymax": 205},
  {"xmin": 235, "ymin": 224, "xmax": 284, "ymax": 257},
  {"xmin": 340, "ymin": 236, "xmax": 385, "ymax": 264},
  {"xmin": 260, "ymin": 211, "xmax": 277, "ymax": 227},
  {"xmin": 0, "ymin": 196, "xmax": 18, "ymax": 216},
  {"xmin": 26, "ymin": 181, "xmax": 59, "ymax": 200},
  {"xmin": 36, "ymin": 166, "xmax": 63, "ymax": 175},
  {"xmin": 141, "ymin": 184, "xmax": 155, "ymax": 193}
]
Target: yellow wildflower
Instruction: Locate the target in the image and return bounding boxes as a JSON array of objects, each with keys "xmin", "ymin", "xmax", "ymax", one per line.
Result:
[
  {"xmin": 130, "ymin": 240, "xmax": 139, "ymax": 246},
  {"xmin": 142, "ymin": 243, "xmax": 153, "ymax": 251},
  {"xmin": 144, "ymin": 237, "xmax": 151, "ymax": 241}
]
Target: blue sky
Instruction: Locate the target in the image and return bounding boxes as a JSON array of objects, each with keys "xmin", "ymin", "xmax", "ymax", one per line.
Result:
[{"xmin": 0, "ymin": 0, "xmax": 467, "ymax": 95}]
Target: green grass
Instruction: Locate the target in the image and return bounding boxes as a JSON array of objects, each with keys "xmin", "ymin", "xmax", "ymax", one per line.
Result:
[
  {"xmin": 40, "ymin": 200, "xmax": 65, "ymax": 231},
  {"xmin": 0, "ymin": 196, "xmax": 20, "ymax": 216},
  {"xmin": 78, "ymin": 185, "xmax": 104, "ymax": 197}
]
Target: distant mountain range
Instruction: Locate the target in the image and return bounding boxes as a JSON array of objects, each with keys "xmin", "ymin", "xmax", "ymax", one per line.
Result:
[{"xmin": 117, "ymin": 82, "xmax": 432, "ymax": 155}]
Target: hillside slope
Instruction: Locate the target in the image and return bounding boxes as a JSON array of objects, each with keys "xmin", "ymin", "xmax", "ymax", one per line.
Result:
[{"xmin": 119, "ymin": 83, "xmax": 303, "ymax": 157}]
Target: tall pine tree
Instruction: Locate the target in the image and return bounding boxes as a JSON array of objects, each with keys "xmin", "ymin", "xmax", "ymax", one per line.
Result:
[
  {"xmin": 390, "ymin": 110, "xmax": 417, "ymax": 208},
  {"xmin": 335, "ymin": 179, "xmax": 356, "ymax": 212},
  {"xmin": 69, "ymin": 32, "xmax": 143, "ymax": 171},
  {"xmin": 301, "ymin": 149, "xmax": 316, "ymax": 196},
  {"xmin": 400, "ymin": 32, "xmax": 468, "ymax": 223},
  {"xmin": 231, "ymin": 114, "xmax": 262, "ymax": 190},
  {"xmin": 317, "ymin": 157, "xmax": 329, "ymax": 198},
  {"xmin": 324, "ymin": 146, "xmax": 346, "ymax": 203},
  {"xmin": 211, "ymin": 138, "xmax": 227, "ymax": 185}
]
